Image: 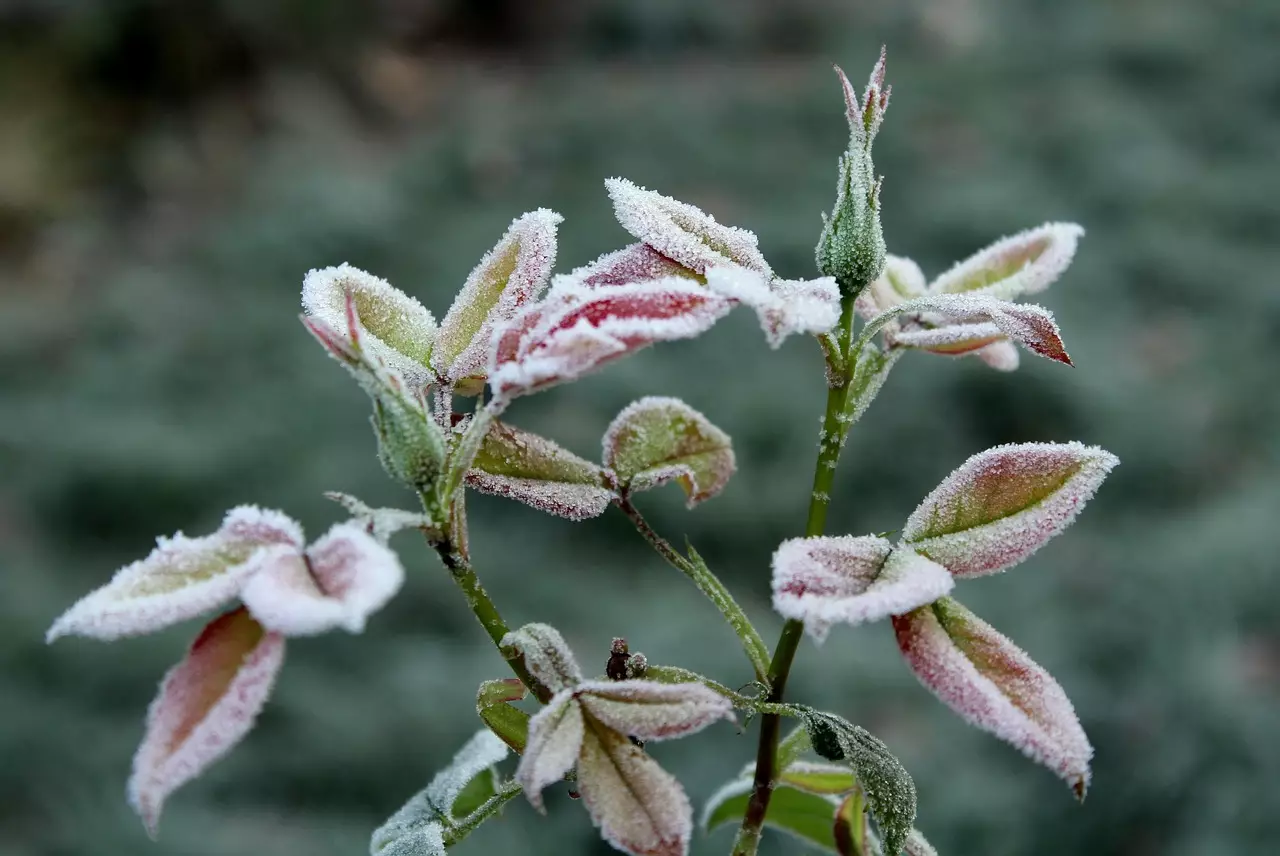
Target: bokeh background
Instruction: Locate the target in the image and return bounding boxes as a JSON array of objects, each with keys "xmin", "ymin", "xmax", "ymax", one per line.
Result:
[{"xmin": 3, "ymin": 1, "xmax": 1277, "ymax": 854}]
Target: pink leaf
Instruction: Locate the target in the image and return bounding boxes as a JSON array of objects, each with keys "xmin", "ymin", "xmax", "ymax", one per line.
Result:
[
  {"xmin": 974, "ymin": 340, "xmax": 1020, "ymax": 372},
  {"xmin": 704, "ymin": 266, "xmax": 841, "ymax": 348},
  {"xmin": 854, "ymin": 255, "xmax": 926, "ymax": 322},
  {"xmin": 488, "ymin": 281, "xmax": 733, "ymax": 400},
  {"xmin": 603, "ymin": 396, "xmax": 735, "ymax": 507},
  {"xmin": 893, "ymin": 597, "xmax": 1092, "ymax": 797},
  {"xmin": 606, "ymin": 177, "xmax": 773, "ymax": 277},
  {"xmin": 515, "ymin": 689, "xmax": 585, "ymax": 812},
  {"xmin": 885, "ymin": 294, "xmax": 1073, "ymax": 366},
  {"xmin": 577, "ymin": 725, "xmax": 693, "ymax": 856},
  {"xmin": 568, "ymin": 242, "xmax": 699, "ymax": 289},
  {"xmin": 239, "ymin": 523, "xmax": 404, "ymax": 636},
  {"xmin": 902, "ymin": 442, "xmax": 1119, "ymax": 578},
  {"xmin": 434, "ymin": 209, "xmax": 563, "ymax": 391},
  {"xmin": 467, "ymin": 420, "xmax": 614, "ymax": 521},
  {"xmin": 928, "ymin": 222, "xmax": 1084, "ymax": 300},
  {"xmin": 47, "ymin": 507, "xmax": 303, "ymax": 642},
  {"xmin": 575, "ymin": 680, "xmax": 734, "ymax": 742},
  {"xmin": 771, "ymin": 537, "xmax": 953, "ymax": 642},
  {"xmin": 129, "ymin": 607, "xmax": 285, "ymax": 835},
  {"xmin": 500, "ymin": 623, "xmax": 584, "ymax": 694}
]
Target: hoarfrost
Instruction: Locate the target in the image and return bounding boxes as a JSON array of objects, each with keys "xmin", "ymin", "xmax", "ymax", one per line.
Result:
[
  {"xmin": 904, "ymin": 828, "xmax": 939, "ymax": 856},
  {"xmin": 515, "ymin": 689, "xmax": 586, "ymax": 812},
  {"xmin": 500, "ymin": 623, "xmax": 584, "ymax": 694},
  {"xmin": 704, "ymin": 266, "xmax": 840, "ymax": 348},
  {"xmin": 323, "ymin": 492, "xmax": 434, "ymax": 542},
  {"xmin": 880, "ymin": 294, "xmax": 1073, "ymax": 366},
  {"xmin": 603, "ymin": 396, "xmax": 735, "ymax": 507},
  {"xmin": 467, "ymin": 473, "xmax": 615, "ymax": 521},
  {"xmin": 467, "ymin": 420, "xmax": 614, "ymax": 520},
  {"xmin": 930, "ymin": 222, "xmax": 1083, "ymax": 300},
  {"xmin": 568, "ymin": 242, "xmax": 698, "ymax": 289},
  {"xmin": 575, "ymin": 680, "xmax": 734, "ymax": 742}
]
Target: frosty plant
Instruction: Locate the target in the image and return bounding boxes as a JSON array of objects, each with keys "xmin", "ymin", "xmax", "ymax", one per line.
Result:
[{"xmin": 47, "ymin": 49, "xmax": 1118, "ymax": 856}]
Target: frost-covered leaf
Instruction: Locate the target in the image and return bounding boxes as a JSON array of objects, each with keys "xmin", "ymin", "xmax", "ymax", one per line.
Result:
[
  {"xmin": 704, "ymin": 777, "xmax": 841, "ymax": 851},
  {"xmin": 577, "ymin": 723, "xmax": 693, "ymax": 856},
  {"xmin": 515, "ymin": 689, "xmax": 585, "ymax": 812},
  {"xmin": 854, "ymin": 255, "xmax": 926, "ymax": 321},
  {"xmin": 467, "ymin": 420, "xmax": 614, "ymax": 521},
  {"xmin": 834, "ymin": 787, "xmax": 873, "ymax": 856},
  {"xmin": 606, "ymin": 177, "xmax": 773, "ymax": 277},
  {"xmin": 974, "ymin": 340, "xmax": 1020, "ymax": 372},
  {"xmin": 892, "ymin": 597, "xmax": 1092, "ymax": 798},
  {"xmin": 488, "ymin": 280, "xmax": 733, "ymax": 401},
  {"xmin": 47, "ymin": 506, "xmax": 302, "ymax": 642},
  {"xmin": 434, "ymin": 209, "xmax": 562, "ymax": 391},
  {"xmin": 568, "ymin": 242, "xmax": 700, "ymax": 289},
  {"xmin": 780, "ymin": 761, "xmax": 859, "ymax": 795},
  {"xmin": 845, "ymin": 343, "xmax": 901, "ymax": 428},
  {"xmin": 500, "ymin": 623, "xmax": 583, "ymax": 694},
  {"xmin": 129, "ymin": 607, "xmax": 285, "ymax": 836},
  {"xmin": 929, "ymin": 223, "xmax": 1083, "ymax": 301},
  {"xmin": 324, "ymin": 492, "xmax": 436, "ymax": 542},
  {"xmin": 371, "ymin": 821, "xmax": 444, "ymax": 856},
  {"xmin": 705, "ymin": 266, "xmax": 841, "ymax": 348},
  {"xmin": 880, "ymin": 294, "xmax": 1073, "ymax": 366},
  {"xmin": 302, "ymin": 263, "xmax": 437, "ymax": 388},
  {"xmin": 239, "ymin": 523, "xmax": 404, "ymax": 636},
  {"xmin": 903, "ymin": 829, "xmax": 938, "ymax": 856},
  {"xmin": 772, "ymin": 537, "xmax": 953, "ymax": 642},
  {"xmin": 902, "ymin": 442, "xmax": 1119, "ymax": 577},
  {"xmin": 477, "ymin": 678, "xmax": 531, "ymax": 753},
  {"xmin": 799, "ymin": 709, "xmax": 916, "ymax": 856},
  {"xmin": 575, "ymin": 679, "xmax": 734, "ymax": 742},
  {"xmin": 603, "ymin": 396, "xmax": 735, "ymax": 507}
]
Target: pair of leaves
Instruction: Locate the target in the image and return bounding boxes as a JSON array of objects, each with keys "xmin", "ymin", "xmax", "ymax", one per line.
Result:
[{"xmin": 466, "ymin": 396, "xmax": 735, "ymax": 521}]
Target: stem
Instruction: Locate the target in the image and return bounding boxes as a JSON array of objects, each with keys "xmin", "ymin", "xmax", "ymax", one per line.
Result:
[
  {"xmin": 616, "ymin": 495, "xmax": 772, "ymax": 683},
  {"xmin": 732, "ymin": 296, "xmax": 857, "ymax": 856}
]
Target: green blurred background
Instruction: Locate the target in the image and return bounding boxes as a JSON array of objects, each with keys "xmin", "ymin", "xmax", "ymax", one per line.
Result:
[{"xmin": 2, "ymin": 1, "xmax": 1276, "ymax": 854}]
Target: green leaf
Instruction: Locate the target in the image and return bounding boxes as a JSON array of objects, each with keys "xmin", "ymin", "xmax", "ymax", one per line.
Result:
[
  {"xmin": 604, "ymin": 397, "xmax": 735, "ymax": 507},
  {"xmin": 467, "ymin": 420, "xmax": 614, "ymax": 521},
  {"xmin": 834, "ymin": 787, "xmax": 873, "ymax": 856},
  {"xmin": 800, "ymin": 709, "xmax": 917, "ymax": 856},
  {"xmin": 844, "ymin": 342, "xmax": 901, "ymax": 428},
  {"xmin": 780, "ymin": 762, "xmax": 859, "ymax": 796},
  {"xmin": 704, "ymin": 779, "xmax": 842, "ymax": 852},
  {"xmin": 476, "ymin": 678, "xmax": 530, "ymax": 754}
]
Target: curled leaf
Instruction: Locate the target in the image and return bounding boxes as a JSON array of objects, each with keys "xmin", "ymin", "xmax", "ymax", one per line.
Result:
[
  {"xmin": 929, "ymin": 222, "xmax": 1083, "ymax": 300},
  {"xmin": 575, "ymin": 680, "xmax": 734, "ymax": 742},
  {"xmin": 603, "ymin": 396, "xmax": 735, "ymax": 507},
  {"xmin": 879, "ymin": 294, "xmax": 1073, "ymax": 366},
  {"xmin": 129, "ymin": 607, "xmax": 285, "ymax": 836},
  {"xmin": 705, "ymin": 265, "xmax": 841, "ymax": 348},
  {"xmin": 893, "ymin": 597, "xmax": 1092, "ymax": 798},
  {"xmin": 606, "ymin": 177, "xmax": 773, "ymax": 277},
  {"xmin": 324, "ymin": 492, "xmax": 436, "ymax": 542},
  {"xmin": 902, "ymin": 442, "xmax": 1119, "ymax": 577},
  {"xmin": 47, "ymin": 506, "xmax": 302, "ymax": 642},
  {"xmin": 515, "ymin": 689, "xmax": 585, "ymax": 812},
  {"xmin": 434, "ymin": 209, "xmax": 562, "ymax": 391},
  {"xmin": 477, "ymin": 678, "xmax": 530, "ymax": 753},
  {"xmin": 467, "ymin": 420, "xmax": 614, "ymax": 521},
  {"xmin": 568, "ymin": 242, "xmax": 699, "ymax": 289},
  {"xmin": 702, "ymin": 777, "xmax": 841, "ymax": 851},
  {"xmin": 500, "ymin": 623, "xmax": 583, "ymax": 694}
]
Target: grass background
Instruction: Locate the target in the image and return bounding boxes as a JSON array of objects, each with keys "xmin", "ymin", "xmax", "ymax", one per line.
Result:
[{"xmin": 1, "ymin": 1, "xmax": 1277, "ymax": 854}]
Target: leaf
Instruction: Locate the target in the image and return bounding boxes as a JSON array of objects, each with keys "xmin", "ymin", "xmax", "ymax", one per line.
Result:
[
  {"xmin": 904, "ymin": 829, "xmax": 939, "ymax": 856},
  {"xmin": 514, "ymin": 690, "xmax": 585, "ymax": 812},
  {"xmin": 324, "ymin": 492, "xmax": 436, "ymax": 542},
  {"xmin": 799, "ymin": 710, "xmax": 916, "ymax": 856},
  {"xmin": 772, "ymin": 537, "xmax": 953, "ymax": 642},
  {"xmin": 606, "ymin": 177, "xmax": 773, "ymax": 277},
  {"xmin": 302, "ymin": 263, "xmax": 437, "ymax": 388},
  {"xmin": 702, "ymin": 777, "xmax": 841, "ymax": 852},
  {"xmin": 466, "ymin": 420, "xmax": 614, "ymax": 521},
  {"xmin": 567, "ymin": 242, "xmax": 700, "ymax": 289},
  {"xmin": 575, "ymin": 679, "xmax": 734, "ymax": 741},
  {"xmin": 834, "ymin": 787, "xmax": 873, "ymax": 856},
  {"xmin": 488, "ymin": 280, "xmax": 733, "ymax": 401},
  {"xmin": 845, "ymin": 342, "xmax": 901, "ymax": 428},
  {"xmin": 46, "ymin": 506, "xmax": 303, "ymax": 642},
  {"xmin": 893, "ymin": 597, "xmax": 1092, "ymax": 798},
  {"xmin": 884, "ymin": 294, "xmax": 1073, "ymax": 366},
  {"xmin": 434, "ymin": 209, "xmax": 562, "ymax": 391},
  {"xmin": 239, "ymin": 523, "xmax": 405, "ymax": 636},
  {"xmin": 603, "ymin": 396, "xmax": 735, "ymax": 507},
  {"xmin": 705, "ymin": 265, "xmax": 841, "ymax": 348},
  {"xmin": 974, "ymin": 340, "xmax": 1020, "ymax": 372},
  {"xmin": 901, "ymin": 442, "xmax": 1119, "ymax": 578},
  {"xmin": 928, "ymin": 222, "xmax": 1083, "ymax": 300},
  {"xmin": 476, "ymin": 678, "xmax": 530, "ymax": 753},
  {"xmin": 129, "ymin": 607, "xmax": 285, "ymax": 836},
  {"xmin": 500, "ymin": 623, "xmax": 583, "ymax": 695},
  {"xmin": 779, "ymin": 761, "xmax": 859, "ymax": 795},
  {"xmin": 577, "ymin": 722, "xmax": 693, "ymax": 856},
  {"xmin": 854, "ymin": 255, "xmax": 926, "ymax": 321}
]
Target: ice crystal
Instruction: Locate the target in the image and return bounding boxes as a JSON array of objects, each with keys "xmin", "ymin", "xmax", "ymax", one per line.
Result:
[
  {"xmin": 904, "ymin": 828, "xmax": 939, "ymax": 856},
  {"xmin": 516, "ymin": 689, "xmax": 586, "ymax": 812},
  {"xmin": 568, "ymin": 242, "xmax": 699, "ymax": 289},
  {"xmin": 603, "ymin": 396, "xmax": 735, "ymax": 507},
  {"xmin": 704, "ymin": 265, "xmax": 841, "ymax": 348},
  {"xmin": 605, "ymin": 177, "xmax": 773, "ymax": 278},
  {"xmin": 893, "ymin": 597, "xmax": 1093, "ymax": 797},
  {"xmin": 323, "ymin": 492, "xmax": 435, "ymax": 542},
  {"xmin": 129, "ymin": 607, "xmax": 285, "ymax": 836},
  {"xmin": 902, "ymin": 442, "xmax": 1119, "ymax": 578},
  {"xmin": 574, "ymin": 679, "xmax": 734, "ymax": 742},
  {"xmin": 500, "ymin": 623, "xmax": 584, "ymax": 694},
  {"xmin": 930, "ymin": 222, "xmax": 1083, "ymax": 300},
  {"xmin": 881, "ymin": 293, "xmax": 1073, "ymax": 366},
  {"xmin": 772, "ymin": 537, "xmax": 954, "ymax": 642},
  {"xmin": 467, "ymin": 420, "xmax": 614, "ymax": 521}
]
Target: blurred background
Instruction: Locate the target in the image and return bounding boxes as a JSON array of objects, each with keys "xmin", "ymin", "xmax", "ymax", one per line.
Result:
[{"xmin": 2, "ymin": 1, "xmax": 1277, "ymax": 854}]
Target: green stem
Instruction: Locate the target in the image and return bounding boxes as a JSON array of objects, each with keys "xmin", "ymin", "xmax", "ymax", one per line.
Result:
[{"xmin": 616, "ymin": 495, "xmax": 772, "ymax": 683}]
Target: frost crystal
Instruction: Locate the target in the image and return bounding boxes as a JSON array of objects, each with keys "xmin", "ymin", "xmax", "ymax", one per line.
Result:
[
  {"xmin": 516, "ymin": 689, "xmax": 586, "ymax": 812},
  {"xmin": 434, "ymin": 209, "xmax": 562, "ymax": 392},
  {"xmin": 467, "ymin": 420, "xmax": 614, "ymax": 521},
  {"xmin": 893, "ymin": 597, "xmax": 1093, "ymax": 797},
  {"xmin": 930, "ymin": 222, "xmax": 1083, "ymax": 300},
  {"xmin": 46, "ymin": 506, "xmax": 303, "ymax": 642},
  {"xmin": 771, "ymin": 537, "xmax": 953, "ymax": 642},
  {"xmin": 575, "ymin": 680, "xmax": 734, "ymax": 741},
  {"xmin": 129, "ymin": 607, "xmax": 285, "ymax": 836},
  {"xmin": 603, "ymin": 396, "xmax": 736, "ymax": 507},
  {"xmin": 879, "ymin": 293, "xmax": 1074, "ymax": 366},
  {"xmin": 568, "ymin": 242, "xmax": 699, "ymax": 289},
  {"xmin": 605, "ymin": 177, "xmax": 773, "ymax": 278},
  {"xmin": 704, "ymin": 266, "xmax": 841, "ymax": 348},
  {"xmin": 302, "ymin": 263, "xmax": 437, "ymax": 388},
  {"xmin": 902, "ymin": 442, "xmax": 1119, "ymax": 578},
  {"xmin": 500, "ymin": 623, "xmax": 584, "ymax": 694}
]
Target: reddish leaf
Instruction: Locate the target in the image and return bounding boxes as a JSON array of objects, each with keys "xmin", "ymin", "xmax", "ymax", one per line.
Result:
[
  {"xmin": 568, "ymin": 242, "xmax": 699, "ymax": 289},
  {"xmin": 575, "ymin": 680, "xmax": 734, "ymax": 742},
  {"xmin": 603, "ymin": 397, "xmax": 735, "ymax": 507},
  {"xmin": 705, "ymin": 266, "xmax": 841, "ymax": 348},
  {"xmin": 467, "ymin": 420, "xmax": 614, "ymax": 521}
]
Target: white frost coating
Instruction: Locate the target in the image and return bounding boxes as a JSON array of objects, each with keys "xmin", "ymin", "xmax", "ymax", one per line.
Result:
[
  {"xmin": 240, "ymin": 523, "xmax": 405, "ymax": 636},
  {"xmin": 575, "ymin": 680, "xmax": 734, "ymax": 742},
  {"xmin": 423, "ymin": 729, "xmax": 508, "ymax": 813},
  {"xmin": 501, "ymin": 623, "xmax": 584, "ymax": 693},
  {"xmin": 128, "ymin": 608, "xmax": 285, "ymax": 835},
  {"xmin": 371, "ymin": 820, "xmax": 445, "ymax": 856},
  {"xmin": 302, "ymin": 263, "xmax": 437, "ymax": 388},
  {"xmin": 771, "ymin": 537, "xmax": 953, "ymax": 642},
  {"xmin": 434, "ymin": 209, "xmax": 562, "ymax": 386},
  {"xmin": 465, "ymin": 472, "xmax": 615, "ymax": 521},
  {"xmin": 516, "ymin": 690, "xmax": 586, "ymax": 812},
  {"xmin": 576, "ymin": 726, "xmax": 693, "ymax": 856},
  {"xmin": 46, "ymin": 506, "xmax": 303, "ymax": 642},
  {"xmin": 602, "ymin": 395, "xmax": 736, "ymax": 507},
  {"xmin": 975, "ymin": 340, "xmax": 1020, "ymax": 372},
  {"xmin": 904, "ymin": 828, "xmax": 939, "ymax": 856},
  {"xmin": 567, "ymin": 242, "xmax": 695, "ymax": 289},
  {"xmin": 324, "ymin": 492, "xmax": 434, "ymax": 542},
  {"xmin": 704, "ymin": 266, "xmax": 840, "ymax": 348},
  {"xmin": 929, "ymin": 222, "xmax": 1084, "ymax": 300},
  {"xmin": 890, "ymin": 321, "xmax": 1005, "ymax": 353},
  {"xmin": 893, "ymin": 599, "xmax": 1093, "ymax": 796},
  {"xmin": 606, "ymin": 177, "xmax": 773, "ymax": 278},
  {"xmin": 902, "ymin": 442, "xmax": 1119, "ymax": 578},
  {"xmin": 877, "ymin": 293, "xmax": 1072, "ymax": 366},
  {"xmin": 855, "ymin": 254, "xmax": 927, "ymax": 322}
]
